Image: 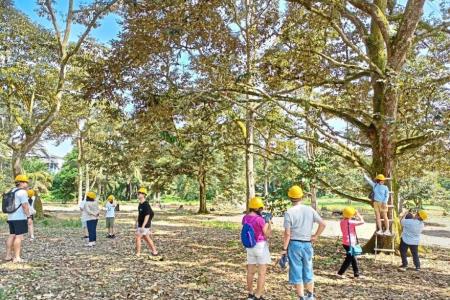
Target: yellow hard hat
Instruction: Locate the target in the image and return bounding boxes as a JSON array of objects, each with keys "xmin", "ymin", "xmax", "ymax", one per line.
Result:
[
  {"xmin": 15, "ymin": 174, "xmax": 29, "ymax": 183},
  {"xmin": 138, "ymin": 187, "xmax": 148, "ymax": 195},
  {"xmin": 86, "ymin": 191, "xmax": 96, "ymax": 199},
  {"xmin": 343, "ymin": 206, "xmax": 356, "ymax": 218},
  {"xmin": 418, "ymin": 210, "xmax": 428, "ymax": 221},
  {"xmin": 107, "ymin": 195, "xmax": 115, "ymax": 201},
  {"xmin": 288, "ymin": 185, "xmax": 304, "ymax": 200},
  {"xmin": 375, "ymin": 174, "xmax": 386, "ymax": 181},
  {"xmin": 27, "ymin": 190, "xmax": 35, "ymax": 197},
  {"xmin": 248, "ymin": 197, "xmax": 264, "ymax": 209}
]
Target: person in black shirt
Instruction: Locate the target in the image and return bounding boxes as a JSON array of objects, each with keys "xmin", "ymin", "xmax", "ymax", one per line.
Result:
[{"xmin": 135, "ymin": 187, "xmax": 158, "ymax": 256}]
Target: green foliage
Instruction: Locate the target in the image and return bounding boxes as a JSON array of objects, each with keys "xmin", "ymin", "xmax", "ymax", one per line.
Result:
[{"xmin": 51, "ymin": 150, "xmax": 78, "ymax": 203}]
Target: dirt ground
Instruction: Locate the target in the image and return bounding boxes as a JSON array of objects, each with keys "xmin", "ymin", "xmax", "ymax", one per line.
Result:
[{"xmin": 1, "ymin": 210, "xmax": 449, "ymax": 299}]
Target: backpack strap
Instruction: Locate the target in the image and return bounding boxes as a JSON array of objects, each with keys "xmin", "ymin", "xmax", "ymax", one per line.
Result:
[
  {"xmin": 9, "ymin": 188, "xmax": 25, "ymax": 213},
  {"xmin": 347, "ymin": 219, "xmax": 359, "ymax": 246}
]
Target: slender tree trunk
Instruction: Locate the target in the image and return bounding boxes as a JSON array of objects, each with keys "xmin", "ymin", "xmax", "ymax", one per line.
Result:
[
  {"xmin": 245, "ymin": 109, "xmax": 256, "ymax": 205},
  {"xmin": 263, "ymin": 155, "xmax": 269, "ymax": 198},
  {"xmin": 198, "ymin": 163, "xmax": 208, "ymax": 214}
]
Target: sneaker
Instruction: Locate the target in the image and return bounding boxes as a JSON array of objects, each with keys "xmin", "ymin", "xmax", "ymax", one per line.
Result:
[
  {"xmin": 336, "ymin": 273, "xmax": 346, "ymax": 279},
  {"xmin": 247, "ymin": 294, "xmax": 256, "ymax": 300},
  {"xmin": 398, "ymin": 266, "xmax": 407, "ymax": 272},
  {"xmin": 376, "ymin": 230, "xmax": 384, "ymax": 235},
  {"xmin": 414, "ymin": 267, "xmax": 421, "ymax": 271},
  {"xmin": 111, "ymin": 234, "xmax": 116, "ymax": 239},
  {"xmin": 383, "ymin": 230, "xmax": 391, "ymax": 235},
  {"xmin": 305, "ymin": 292, "xmax": 315, "ymax": 300}
]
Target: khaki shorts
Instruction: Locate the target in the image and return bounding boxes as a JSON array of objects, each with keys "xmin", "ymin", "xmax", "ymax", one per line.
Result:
[
  {"xmin": 105, "ymin": 217, "xmax": 115, "ymax": 228},
  {"xmin": 373, "ymin": 201, "xmax": 388, "ymax": 213},
  {"xmin": 136, "ymin": 227, "xmax": 150, "ymax": 236}
]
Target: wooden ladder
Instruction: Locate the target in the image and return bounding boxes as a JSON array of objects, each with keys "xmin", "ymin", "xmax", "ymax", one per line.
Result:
[{"xmin": 374, "ymin": 176, "xmax": 395, "ymax": 262}]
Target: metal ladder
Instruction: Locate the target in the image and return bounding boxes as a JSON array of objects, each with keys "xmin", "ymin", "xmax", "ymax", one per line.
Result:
[{"xmin": 374, "ymin": 176, "xmax": 395, "ymax": 262}]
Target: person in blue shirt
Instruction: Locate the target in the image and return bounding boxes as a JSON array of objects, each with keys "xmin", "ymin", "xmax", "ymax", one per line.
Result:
[
  {"xmin": 398, "ymin": 210, "xmax": 427, "ymax": 272},
  {"xmin": 363, "ymin": 173, "xmax": 390, "ymax": 235}
]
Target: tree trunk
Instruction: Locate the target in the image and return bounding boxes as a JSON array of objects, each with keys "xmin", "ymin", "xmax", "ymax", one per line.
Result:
[
  {"xmin": 245, "ymin": 108, "xmax": 256, "ymax": 206},
  {"xmin": 263, "ymin": 154, "xmax": 269, "ymax": 198},
  {"xmin": 34, "ymin": 195, "xmax": 44, "ymax": 219},
  {"xmin": 310, "ymin": 184, "xmax": 318, "ymax": 211},
  {"xmin": 198, "ymin": 164, "xmax": 208, "ymax": 214},
  {"xmin": 11, "ymin": 151, "xmax": 24, "ymax": 177}
]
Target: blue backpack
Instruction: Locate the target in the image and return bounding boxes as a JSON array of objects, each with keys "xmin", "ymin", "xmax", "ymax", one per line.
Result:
[{"xmin": 241, "ymin": 222, "xmax": 257, "ymax": 248}]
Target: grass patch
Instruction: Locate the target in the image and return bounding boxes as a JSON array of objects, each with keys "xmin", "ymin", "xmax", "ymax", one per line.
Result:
[
  {"xmin": 36, "ymin": 217, "xmax": 81, "ymax": 228},
  {"xmin": 201, "ymin": 220, "xmax": 240, "ymax": 231}
]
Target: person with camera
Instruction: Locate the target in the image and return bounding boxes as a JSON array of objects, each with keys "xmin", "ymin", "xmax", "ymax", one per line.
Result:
[
  {"xmin": 398, "ymin": 210, "xmax": 427, "ymax": 272},
  {"xmin": 242, "ymin": 196, "xmax": 272, "ymax": 300},
  {"xmin": 337, "ymin": 207, "xmax": 365, "ymax": 279}
]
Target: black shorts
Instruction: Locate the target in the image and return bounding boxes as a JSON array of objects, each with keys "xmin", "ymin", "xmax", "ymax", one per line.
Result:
[{"xmin": 7, "ymin": 220, "xmax": 28, "ymax": 235}]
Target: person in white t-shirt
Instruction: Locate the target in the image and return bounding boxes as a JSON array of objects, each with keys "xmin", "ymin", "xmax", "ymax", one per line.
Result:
[
  {"xmin": 79, "ymin": 198, "xmax": 88, "ymax": 241},
  {"xmin": 105, "ymin": 195, "xmax": 117, "ymax": 238},
  {"xmin": 5, "ymin": 175, "xmax": 32, "ymax": 263}
]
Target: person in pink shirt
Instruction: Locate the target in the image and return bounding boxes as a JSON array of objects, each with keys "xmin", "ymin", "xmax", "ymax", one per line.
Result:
[
  {"xmin": 337, "ymin": 207, "xmax": 364, "ymax": 278},
  {"xmin": 242, "ymin": 197, "xmax": 272, "ymax": 300}
]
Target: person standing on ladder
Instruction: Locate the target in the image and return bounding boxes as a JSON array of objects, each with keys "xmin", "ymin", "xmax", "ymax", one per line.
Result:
[{"xmin": 363, "ymin": 173, "xmax": 390, "ymax": 235}]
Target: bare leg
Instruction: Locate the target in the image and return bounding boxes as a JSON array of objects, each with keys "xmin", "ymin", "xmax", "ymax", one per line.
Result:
[
  {"xmin": 295, "ymin": 284, "xmax": 304, "ymax": 297},
  {"xmin": 135, "ymin": 234, "xmax": 142, "ymax": 255},
  {"xmin": 247, "ymin": 264, "xmax": 256, "ymax": 295},
  {"xmin": 382, "ymin": 211, "xmax": 389, "ymax": 231},
  {"xmin": 5, "ymin": 235, "xmax": 15, "ymax": 260},
  {"xmin": 305, "ymin": 282, "xmax": 314, "ymax": 296},
  {"xmin": 12, "ymin": 235, "xmax": 23, "ymax": 261},
  {"xmin": 375, "ymin": 209, "xmax": 382, "ymax": 231},
  {"xmin": 29, "ymin": 220, "xmax": 34, "ymax": 239},
  {"xmin": 255, "ymin": 264, "xmax": 267, "ymax": 298},
  {"xmin": 143, "ymin": 234, "xmax": 157, "ymax": 254}
]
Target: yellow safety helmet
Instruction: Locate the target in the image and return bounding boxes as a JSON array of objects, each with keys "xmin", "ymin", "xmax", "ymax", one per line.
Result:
[
  {"xmin": 138, "ymin": 187, "xmax": 148, "ymax": 195},
  {"xmin": 27, "ymin": 190, "xmax": 35, "ymax": 197},
  {"xmin": 107, "ymin": 195, "xmax": 115, "ymax": 201},
  {"xmin": 248, "ymin": 197, "xmax": 264, "ymax": 209},
  {"xmin": 15, "ymin": 174, "xmax": 29, "ymax": 183},
  {"xmin": 343, "ymin": 206, "xmax": 356, "ymax": 218},
  {"xmin": 418, "ymin": 210, "xmax": 428, "ymax": 221},
  {"xmin": 288, "ymin": 185, "xmax": 304, "ymax": 200},
  {"xmin": 86, "ymin": 191, "xmax": 96, "ymax": 200},
  {"xmin": 375, "ymin": 174, "xmax": 386, "ymax": 181}
]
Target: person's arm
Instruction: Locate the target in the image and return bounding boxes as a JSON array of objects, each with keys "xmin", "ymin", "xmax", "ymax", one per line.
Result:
[
  {"xmin": 141, "ymin": 215, "xmax": 150, "ymax": 229},
  {"xmin": 311, "ymin": 220, "xmax": 326, "ymax": 242},
  {"xmin": 363, "ymin": 173, "xmax": 375, "ymax": 188},
  {"xmin": 282, "ymin": 212, "xmax": 291, "ymax": 252},
  {"xmin": 282, "ymin": 228, "xmax": 291, "ymax": 253},
  {"xmin": 262, "ymin": 221, "xmax": 272, "ymax": 238},
  {"xmin": 384, "ymin": 186, "xmax": 390, "ymax": 203},
  {"xmin": 354, "ymin": 211, "xmax": 365, "ymax": 225}
]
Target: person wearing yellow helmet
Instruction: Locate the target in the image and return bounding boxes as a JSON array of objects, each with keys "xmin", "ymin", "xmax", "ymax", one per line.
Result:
[
  {"xmin": 135, "ymin": 187, "xmax": 158, "ymax": 256},
  {"xmin": 282, "ymin": 185, "xmax": 326, "ymax": 300},
  {"xmin": 398, "ymin": 209, "xmax": 427, "ymax": 272},
  {"xmin": 363, "ymin": 173, "xmax": 390, "ymax": 235},
  {"xmin": 83, "ymin": 191, "xmax": 99, "ymax": 247},
  {"xmin": 4, "ymin": 174, "xmax": 32, "ymax": 263},
  {"xmin": 337, "ymin": 207, "xmax": 365, "ymax": 279},
  {"xmin": 105, "ymin": 195, "xmax": 117, "ymax": 238},
  {"xmin": 242, "ymin": 196, "xmax": 272, "ymax": 300},
  {"xmin": 27, "ymin": 190, "xmax": 37, "ymax": 240}
]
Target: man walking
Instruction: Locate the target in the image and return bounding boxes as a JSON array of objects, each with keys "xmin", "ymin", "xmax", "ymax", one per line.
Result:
[{"xmin": 4, "ymin": 175, "xmax": 32, "ymax": 263}]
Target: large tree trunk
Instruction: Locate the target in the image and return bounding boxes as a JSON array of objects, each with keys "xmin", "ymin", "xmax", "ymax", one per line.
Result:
[{"xmin": 198, "ymin": 163, "xmax": 208, "ymax": 214}]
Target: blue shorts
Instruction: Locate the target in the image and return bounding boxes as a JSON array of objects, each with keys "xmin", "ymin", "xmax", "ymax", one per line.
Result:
[{"xmin": 288, "ymin": 240, "xmax": 314, "ymax": 284}]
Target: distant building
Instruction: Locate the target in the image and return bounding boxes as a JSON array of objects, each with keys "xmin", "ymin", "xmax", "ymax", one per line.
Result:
[{"xmin": 27, "ymin": 154, "xmax": 64, "ymax": 173}]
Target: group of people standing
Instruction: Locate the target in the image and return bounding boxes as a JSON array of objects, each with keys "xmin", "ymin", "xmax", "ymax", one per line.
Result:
[
  {"xmin": 78, "ymin": 187, "xmax": 158, "ymax": 255},
  {"xmin": 4, "ymin": 174, "xmax": 159, "ymax": 261},
  {"xmin": 242, "ymin": 174, "xmax": 428, "ymax": 300}
]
